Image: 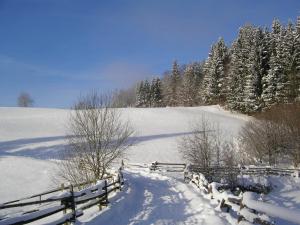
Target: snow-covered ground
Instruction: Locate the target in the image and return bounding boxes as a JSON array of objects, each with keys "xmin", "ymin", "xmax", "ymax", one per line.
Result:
[
  {"xmin": 78, "ymin": 167, "xmax": 232, "ymax": 225},
  {"xmin": 0, "ymin": 106, "xmax": 247, "ymax": 203},
  {"xmin": 3, "ymin": 106, "xmax": 298, "ymax": 224},
  {"xmin": 242, "ymin": 175, "xmax": 300, "ymax": 225}
]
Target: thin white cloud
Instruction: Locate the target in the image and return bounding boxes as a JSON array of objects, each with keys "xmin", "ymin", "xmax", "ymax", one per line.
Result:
[
  {"xmin": 0, "ymin": 54, "xmax": 153, "ymax": 88},
  {"xmin": 0, "ymin": 54, "xmax": 68, "ymax": 79}
]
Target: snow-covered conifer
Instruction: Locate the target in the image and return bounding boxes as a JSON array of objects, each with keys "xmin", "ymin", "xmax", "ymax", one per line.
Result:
[
  {"xmin": 179, "ymin": 64, "xmax": 200, "ymax": 106},
  {"xmin": 168, "ymin": 61, "xmax": 181, "ymax": 106},
  {"xmin": 143, "ymin": 80, "xmax": 151, "ymax": 107},
  {"xmin": 262, "ymin": 19, "xmax": 283, "ymax": 107},
  {"xmin": 150, "ymin": 78, "xmax": 163, "ymax": 107},
  {"xmin": 202, "ymin": 38, "xmax": 229, "ymax": 104},
  {"xmin": 243, "ymin": 27, "xmax": 265, "ymax": 112},
  {"xmin": 136, "ymin": 81, "xmax": 145, "ymax": 107},
  {"xmin": 227, "ymin": 26, "xmax": 250, "ymax": 112}
]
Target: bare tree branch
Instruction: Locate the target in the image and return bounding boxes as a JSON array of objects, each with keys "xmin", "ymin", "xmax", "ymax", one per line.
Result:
[{"xmin": 58, "ymin": 92, "xmax": 134, "ymax": 185}]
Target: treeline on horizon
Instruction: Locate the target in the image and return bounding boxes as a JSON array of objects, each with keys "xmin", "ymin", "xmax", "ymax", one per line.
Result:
[{"xmin": 113, "ymin": 16, "xmax": 300, "ymax": 113}]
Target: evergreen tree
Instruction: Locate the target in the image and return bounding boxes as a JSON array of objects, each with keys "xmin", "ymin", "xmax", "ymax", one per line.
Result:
[
  {"xmin": 168, "ymin": 61, "xmax": 181, "ymax": 106},
  {"xmin": 193, "ymin": 61, "xmax": 205, "ymax": 103},
  {"xmin": 202, "ymin": 38, "xmax": 229, "ymax": 104},
  {"xmin": 136, "ymin": 80, "xmax": 152, "ymax": 107},
  {"xmin": 179, "ymin": 64, "xmax": 200, "ymax": 106},
  {"xmin": 259, "ymin": 27, "xmax": 271, "ymax": 98},
  {"xmin": 292, "ymin": 16, "xmax": 300, "ymax": 100},
  {"xmin": 151, "ymin": 78, "xmax": 163, "ymax": 107},
  {"xmin": 137, "ymin": 16, "xmax": 300, "ymax": 112},
  {"xmin": 262, "ymin": 19, "xmax": 283, "ymax": 107},
  {"xmin": 274, "ymin": 24, "xmax": 291, "ymax": 103},
  {"xmin": 243, "ymin": 27, "xmax": 265, "ymax": 112},
  {"xmin": 143, "ymin": 80, "xmax": 151, "ymax": 107},
  {"xmin": 136, "ymin": 81, "xmax": 145, "ymax": 107},
  {"xmin": 227, "ymin": 26, "xmax": 251, "ymax": 112},
  {"xmin": 280, "ymin": 21, "xmax": 296, "ymax": 102}
]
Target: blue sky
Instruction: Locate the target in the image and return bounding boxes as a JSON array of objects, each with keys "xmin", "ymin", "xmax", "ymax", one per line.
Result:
[{"xmin": 0, "ymin": 0, "xmax": 299, "ymax": 108}]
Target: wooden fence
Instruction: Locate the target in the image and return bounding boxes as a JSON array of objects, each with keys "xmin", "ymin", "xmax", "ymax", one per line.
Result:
[
  {"xmin": 189, "ymin": 172, "xmax": 300, "ymax": 225},
  {"xmin": 0, "ymin": 171, "xmax": 124, "ymax": 225},
  {"xmin": 149, "ymin": 162, "xmax": 186, "ymax": 172},
  {"xmin": 3, "ymin": 162, "xmax": 297, "ymax": 225},
  {"xmin": 189, "ymin": 173, "xmax": 274, "ymax": 225},
  {"xmin": 150, "ymin": 162, "xmax": 300, "ymax": 224},
  {"xmin": 150, "ymin": 161, "xmax": 299, "ymax": 176},
  {"xmin": 186, "ymin": 165, "xmax": 299, "ymax": 177}
]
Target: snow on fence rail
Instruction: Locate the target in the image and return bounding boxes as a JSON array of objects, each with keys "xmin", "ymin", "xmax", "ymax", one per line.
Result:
[
  {"xmin": 187, "ymin": 172, "xmax": 300, "ymax": 225},
  {"xmin": 150, "ymin": 162, "xmax": 300, "ymax": 225},
  {"xmin": 150, "ymin": 161, "xmax": 300, "ymax": 178},
  {"xmin": 242, "ymin": 192, "xmax": 300, "ymax": 225},
  {"xmin": 189, "ymin": 173, "xmax": 275, "ymax": 225},
  {"xmin": 0, "ymin": 170, "xmax": 124, "ymax": 225},
  {"xmin": 187, "ymin": 165, "xmax": 300, "ymax": 178},
  {"xmin": 149, "ymin": 161, "xmax": 186, "ymax": 172}
]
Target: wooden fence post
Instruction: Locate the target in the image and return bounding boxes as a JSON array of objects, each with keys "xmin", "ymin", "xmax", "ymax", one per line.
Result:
[
  {"xmin": 70, "ymin": 185, "xmax": 76, "ymax": 223},
  {"xmin": 151, "ymin": 161, "xmax": 157, "ymax": 171},
  {"xmin": 104, "ymin": 180, "xmax": 109, "ymax": 205},
  {"xmin": 237, "ymin": 215, "xmax": 244, "ymax": 223},
  {"xmin": 266, "ymin": 168, "xmax": 270, "ymax": 175},
  {"xmin": 120, "ymin": 171, "xmax": 124, "ymax": 185},
  {"xmin": 239, "ymin": 197, "xmax": 244, "ymax": 210},
  {"xmin": 61, "ymin": 184, "xmax": 67, "ymax": 215},
  {"xmin": 112, "ymin": 177, "xmax": 116, "ymax": 192},
  {"xmin": 98, "ymin": 200, "xmax": 102, "ymax": 211},
  {"xmin": 121, "ymin": 160, "xmax": 125, "ymax": 170},
  {"xmin": 118, "ymin": 174, "xmax": 121, "ymax": 191},
  {"xmin": 184, "ymin": 171, "xmax": 189, "ymax": 182},
  {"xmin": 208, "ymin": 185, "xmax": 213, "ymax": 199},
  {"xmin": 220, "ymin": 199, "xmax": 231, "ymax": 212}
]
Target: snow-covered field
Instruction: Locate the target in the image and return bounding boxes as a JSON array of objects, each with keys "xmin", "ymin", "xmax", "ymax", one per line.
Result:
[
  {"xmin": 0, "ymin": 106, "xmax": 247, "ymax": 203},
  {"xmin": 1, "ymin": 106, "xmax": 299, "ymax": 224}
]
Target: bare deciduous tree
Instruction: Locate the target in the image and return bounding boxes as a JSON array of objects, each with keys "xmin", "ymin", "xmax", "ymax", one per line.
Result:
[
  {"xmin": 265, "ymin": 104, "xmax": 300, "ymax": 167},
  {"xmin": 59, "ymin": 92, "xmax": 134, "ymax": 185},
  {"xmin": 239, "ymin": 103, "xmax": 300, "ymax": 167},
  {"xmin": 179, "ymin": 117, "xmax": 219, "ymax": 168},
  {"xmin": 222, "ymin": 141, "xmax": 239, "ymax": 187},
  {"xmin": 17, "ymin": 92, "xmax": 34, "ymax": 107},
  {"xmin": 239, "ymin": 120, "xmax": 283, "ymax": 166},
  {"xmin": 180, "ymin": 117, "xmax": 239, "ymax": 185}
]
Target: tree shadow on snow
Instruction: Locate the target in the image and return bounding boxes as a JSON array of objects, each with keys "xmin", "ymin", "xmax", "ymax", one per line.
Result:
[
  {"xmin": 0, "ymin": 131, "xmax": 194, "ymax": 161},
  {"xmin": 0, "ymin": 136, "xmax": 68, "ymax": 160},
  {"xmin": 128, "ymin": 131, "xmax": 194, "ymax": 145}
]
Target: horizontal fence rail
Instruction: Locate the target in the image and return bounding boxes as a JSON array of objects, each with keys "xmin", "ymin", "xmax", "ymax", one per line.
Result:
[
  {"xmin": 149, "ymin": 161, "xmax": 186, "ymax": 172},
  {"xmin": 0, "ymin": 170, "xmax": 124, "ymax": 225},
  {"xmin": 149, "ymin": 161, "xmax": 300, "ymax": 181},
  {"xmin": 187, "ymin": 165, "xmax": 300, "ymax": 177},
  {"xmin": 190, "ymin": 173, "xmax": 274, "ymax": 225},
  {"xmin": 1, "ymin": 175, "xmax": 113, "ymax": 207},
  {"xmin": 150, "ymin": 161, "xmax": 300, "ymax": 224}
]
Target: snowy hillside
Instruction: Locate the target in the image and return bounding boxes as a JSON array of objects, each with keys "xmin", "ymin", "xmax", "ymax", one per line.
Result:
[
  {"xmin": 0, "ymin": 106, "xmax": 247, "ymax": 204},
  {"xmin": 1, "ymin": 106, "xmax": 300, "ymax": 225}
]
